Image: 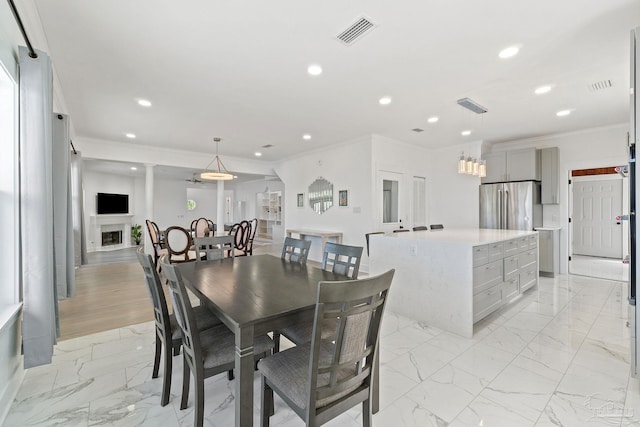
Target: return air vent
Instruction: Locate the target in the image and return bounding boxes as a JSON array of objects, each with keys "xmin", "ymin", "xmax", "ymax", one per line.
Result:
[
  {"xmin": 336, "ymin": 16, "xmax": 377, "ymax": 46},
  {"xmin": 262, "ymin": 144, "xmax": 273, "ymax": 148},
  {"xmin": 589, "ymin": 79, "xmax": 613, "ymax": 92},
  {"xmin": 457, "ymin": 97, "xmax": 488, "ymax": 114},
  {"xmin": 412, "ymin": 128, "xmax": 424, "ymax": 133}
]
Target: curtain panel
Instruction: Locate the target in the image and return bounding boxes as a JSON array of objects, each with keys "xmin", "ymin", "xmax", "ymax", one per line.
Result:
[{"xmin": 19, "ymin": 46, "xmax": 57, "ymax": 368}]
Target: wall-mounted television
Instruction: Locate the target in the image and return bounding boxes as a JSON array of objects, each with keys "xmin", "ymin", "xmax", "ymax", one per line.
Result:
[{"xmin": 96, "ymin": 192, "xmax": 129, "ymax": 215}]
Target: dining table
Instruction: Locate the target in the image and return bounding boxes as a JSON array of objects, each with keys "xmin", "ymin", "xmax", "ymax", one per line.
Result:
[{"xmin": 177, "ymin": 254, "xmax": 379, "ymax": 427}]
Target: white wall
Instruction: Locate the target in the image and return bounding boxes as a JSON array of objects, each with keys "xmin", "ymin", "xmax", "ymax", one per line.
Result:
[
  {"xmin": 430, "ymin": 141, "xmax": 484, "ymax": 228},
  {"xmin": 275, "ymin": 136, "xmax": 373, "ymax": 264},
  {"xmin": 486, "ymin": 124, "xmax": 628, "ymax": 273}
]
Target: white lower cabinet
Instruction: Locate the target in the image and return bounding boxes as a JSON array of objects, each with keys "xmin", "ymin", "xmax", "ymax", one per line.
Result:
[{"xmin": 472, "ymin": 235, "xmax": 538, "ymax": 323}]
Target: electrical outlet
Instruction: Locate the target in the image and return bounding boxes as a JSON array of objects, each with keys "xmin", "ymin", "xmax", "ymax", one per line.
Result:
[{"xmin": 409, "ymin": 245, "xmax": 418, "ymax": 256}]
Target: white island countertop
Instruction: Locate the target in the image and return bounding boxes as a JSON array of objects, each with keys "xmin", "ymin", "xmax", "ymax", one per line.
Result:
[
  {"xmin": 382, "ymin": 228, "xmax": 537, "ymax": 246},
  {"xmin": 369, "ymin": 228, "xmax": 539, "ymax": 337}
]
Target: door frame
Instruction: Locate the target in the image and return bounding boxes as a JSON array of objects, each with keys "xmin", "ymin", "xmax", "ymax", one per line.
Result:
[{"xmin": 568, "ymin": 167, "xmax": 627, "ymax": 274}]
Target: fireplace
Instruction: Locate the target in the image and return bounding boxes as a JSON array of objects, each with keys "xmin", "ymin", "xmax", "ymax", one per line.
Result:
[{"xmin": 101, "ymin": 230, "xmax": 123, "ymax": 246}]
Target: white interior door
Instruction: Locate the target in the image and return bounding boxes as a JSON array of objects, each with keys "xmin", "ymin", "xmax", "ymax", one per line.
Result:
[
  {"xmin": 572, "ymin": 179, "xmax": 623, "ymax": 258},
  {"xmin": 378, "ymin": 170, "xmax": 403, "ymax": 232}
]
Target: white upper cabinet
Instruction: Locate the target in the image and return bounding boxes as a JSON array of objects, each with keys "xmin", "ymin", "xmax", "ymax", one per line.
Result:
[{"xmin": 482, "ymin": 148, "xmax": 541, "ymax": 183}]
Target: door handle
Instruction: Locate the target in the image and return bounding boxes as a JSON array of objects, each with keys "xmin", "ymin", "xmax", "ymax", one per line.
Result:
[{"xmin": 616, "ymin": 222, "xmax": 621, "ymax": 225}]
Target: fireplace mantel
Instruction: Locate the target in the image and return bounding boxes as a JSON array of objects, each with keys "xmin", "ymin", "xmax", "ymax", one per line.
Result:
[{"xmin": 89, "ymin": 214, "xmax": 135, "ymax": 251}]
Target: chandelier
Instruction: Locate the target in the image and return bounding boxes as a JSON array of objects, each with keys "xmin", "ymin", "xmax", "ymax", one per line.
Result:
[{"xmin": 201, "ymin": 138, "xmax": 234, "ymax": 181}]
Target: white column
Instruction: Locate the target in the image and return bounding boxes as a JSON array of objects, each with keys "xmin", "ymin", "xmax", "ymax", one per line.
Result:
[
  {"xmin": 145, "ymin": 164, "xmax": 155, "ymax": 254},
  {"xmin": 217, "ymin": 180, "xmax": 225, "ymax": 234}
]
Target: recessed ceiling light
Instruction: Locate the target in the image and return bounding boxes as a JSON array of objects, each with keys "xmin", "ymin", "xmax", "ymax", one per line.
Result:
[
  {"xmin": 130, "ymin": 167, "xmax": 137, "ymax": 171},
  {"xmin": 137, "ymin": 99, "xmax": 152, "ymax": 107},
  {"xmin": 534, "ymin": 85, "xmax": 552, "ymax": 95},
  {"xmin": 233, "ymin": 175, "xmax": 238, "ymax": 179},
  {"xmin": 427, "ymin": 116, "xmax": 439, "ymax": 123},
  {"xmin": 379, "ymin": 96, "xmax": 392, "ymax": 105},
  {"xmin": 303, "ymin": 134, "xmax": 312, "ymax": 140},
  {"xmin": 461, "ymin": 130, "xmax": 472, "ymax": 136},
  {"xmin": 125, "ymin": 133, "xmax": 136, "ymax": 139},
  {"xmin": 307, "ymin": 64, "xmax": 322, "ymax": 76},
  {"xmin": 498, "ymin": 45, "xmax": 520, "ymax": 59},
  {"xmin": 254, "ymin": 152, "xmax": 262, "ymax": 157},
  {"xmin": 556, "ymin": 109, "xmax": 572, "ymax": 117}
]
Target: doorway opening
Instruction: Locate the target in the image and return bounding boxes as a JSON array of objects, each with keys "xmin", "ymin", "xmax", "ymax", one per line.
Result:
[{"xmin": 569, "ymin": 166, "xmax": 628, "ymax": 281}]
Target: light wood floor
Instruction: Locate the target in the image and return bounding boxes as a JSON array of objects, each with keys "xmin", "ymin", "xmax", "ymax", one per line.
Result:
[
  {"xmin": 59, "ymin": 242, "xmax": 279, "ymax": 341},
  {"xmin": 59, "ymin": 261, "xmax": 153, "ymax": 340}
]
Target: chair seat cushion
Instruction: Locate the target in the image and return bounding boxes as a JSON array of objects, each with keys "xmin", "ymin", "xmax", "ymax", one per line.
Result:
[
  {"xmin": 170, "ymin": 305, "xmax": 222, "ymax": 340},
  {"xmin": 280, "ymin": 319, "xmax": 337, "ymax": 345},
  {"xmin": 199, "ymin": 325, "xmax": 274, "ymax": 370},
  {"xmin": 257, "ymin": 341, "xmax": 363, "ymax": 410}
]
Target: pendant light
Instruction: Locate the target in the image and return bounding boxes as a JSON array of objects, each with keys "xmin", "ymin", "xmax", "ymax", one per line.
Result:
[{"xmin": 200, "ymin": 137, "xmax": 234, "ymax": 180}]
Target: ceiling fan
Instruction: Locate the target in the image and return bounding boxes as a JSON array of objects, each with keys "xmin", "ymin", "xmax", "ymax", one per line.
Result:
[{"xmin": 185, "ymin": 173, "xmax": 202, "ymax": 184}]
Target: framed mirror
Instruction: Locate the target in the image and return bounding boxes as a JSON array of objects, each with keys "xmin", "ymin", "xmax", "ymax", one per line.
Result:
[{"xmin": 308, "ymin": 177, "xmax": 333, "ymax": 214}]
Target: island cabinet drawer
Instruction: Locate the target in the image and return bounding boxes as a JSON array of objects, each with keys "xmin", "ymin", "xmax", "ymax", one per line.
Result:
[
  {"xmin": 473, "ymin": 283, "xmax": 503, "ymax": 323},
  {"xmin": 503, "ymin": 238, "xmax": 520, "ymax": 257},
  {"xmin": 520, "ymin": 263, "xmax": 538, "ymax": 292},
  {"xmin": 488, "ymin": 242, "xmax": 504, "ymax": 261},
  {"xmin": 503, "ymin": 272, "xmax": 519, "ymax": 301},
  {"xmin": 473, "ymin": 260, "xmax": 503, "ymax": 292},
  {"xmin": 503, "ymin": 255, "xmax": 519, "ymax": 277},
  {"xmin": 472, "ymin": 245, "xmax": 489, "ymax": 267},
  {"xmin": 518, "ymin": 248, "xmax": 537, "ymax": 268},
  {"xmin": 527, "ymin": 234, "xmax": 538, "ymax": 250},
  {"xmin": 517, "ymin": 236, "xmax": 530, "ymax": 251}
]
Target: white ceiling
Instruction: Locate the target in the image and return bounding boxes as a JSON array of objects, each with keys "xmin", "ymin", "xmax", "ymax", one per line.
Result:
[{"xmin": 33, "ymin": 0, "xmax": 639, "ymax": 165}]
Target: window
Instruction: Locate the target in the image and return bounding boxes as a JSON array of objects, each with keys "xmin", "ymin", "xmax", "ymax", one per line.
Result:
[{"xmin": 0, "ymin": 61, "xmax": 18, "ymax": 307}]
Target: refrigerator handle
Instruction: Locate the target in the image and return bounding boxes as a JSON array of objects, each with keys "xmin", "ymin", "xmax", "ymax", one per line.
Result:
[
  {"xmin": 505, "ymin": 189, "xmax": 509, "ymax": 229},
  {"xmin": 498, "ymin": 189, "xmax": 503, "ymax": 228}
]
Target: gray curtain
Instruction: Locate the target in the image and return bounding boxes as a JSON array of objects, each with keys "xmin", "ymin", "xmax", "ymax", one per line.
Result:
[
  {"xmin": 19, "ymin": 46, "xmax": 57, "ymax": 368},
  {"xmin": 70, "ymin": 150, "xmax": 87, "ymax": 266},
  {"xmin": 52, "ymin": 113, "xmax": 76, "ymax": 299}
]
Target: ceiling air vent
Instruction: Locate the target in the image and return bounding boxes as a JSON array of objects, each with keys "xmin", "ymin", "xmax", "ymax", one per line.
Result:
[
  {"xmin": 412, "ymin": 128, "xmax": 424, "ymax": 133},
  {"xmin": 457, "ymin": 97, "xmax": 488, "ymax": 114},
  {"xmin": 262, "ymin": 144, "xmax": 273, "ymax": 148},
  {"xmin": 589, "ymin": 79, "xmax": 613, "ymax": 92},
  {"xmin": 336, "ymin": 16, "xmax": 377, "ymax": 46}
]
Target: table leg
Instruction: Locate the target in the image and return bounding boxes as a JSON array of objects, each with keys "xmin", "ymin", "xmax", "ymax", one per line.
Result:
[{"xmin": 235, "ymin": 325, "xmax": 255, "ymax": 427}]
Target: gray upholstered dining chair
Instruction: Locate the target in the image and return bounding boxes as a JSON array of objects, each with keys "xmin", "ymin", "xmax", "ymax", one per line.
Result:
[
  {"xmin": 281, "ymin": 236, "xmax": 312, "ymax": 264},
  {"xmin": 135, "ymin": 248, "xmax": 221, "ymax": 407},
  {"xmin": 193, "ymin": 235, "xmax": 234, "ymax": 262},
  {"xmin": 277, "ymin": 242, "xmax": 364, "ymax": 350},
  {"xmin": 321, "ymin": 242, "xmax": 363, "ymax": 280},
  {"xmin": 430, "ymin": 224, "xmax": 444, "ymax": 230},
  {"xmin": 258, "ymin": 269, "xmax": 395, "ymax": 427},
  {"xmin": 160, "ymin": 257, "xmax": 275, "ymax": 427},
  {"xmin": 412, "ymin": 226, "xmax": 429, "ymax": 231}
]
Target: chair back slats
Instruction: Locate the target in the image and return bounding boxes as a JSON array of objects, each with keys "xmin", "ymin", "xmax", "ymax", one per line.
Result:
[
  {"xmin": 165, "ymin": 226, "xmax": 194, "ymax": 263},
  {"xmin": 136, "ymin": 248, "xmax": 171, "ymax": 342},
  {"xmin": 321, "ymin": 242, "xmax": 363, "ymax": 279},
  {"xmin": 160, "ymin": 257, "xmax": 202, "ymax": 373},
  {"xmin": 307, "ymin": 269, "xmax": 394, "ymax": 410},
  {"xmin": 281, "ymin": 237, "xmax": 312, "ymax": 264},
  {"xmin": 194, "ymin": 235, "xmax": 235, "ymax": 261}
]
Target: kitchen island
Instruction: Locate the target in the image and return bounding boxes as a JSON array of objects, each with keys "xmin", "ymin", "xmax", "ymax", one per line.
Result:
[{"xmin": 369, "ymin": 228, "xmax": 538, "ymax": 337}]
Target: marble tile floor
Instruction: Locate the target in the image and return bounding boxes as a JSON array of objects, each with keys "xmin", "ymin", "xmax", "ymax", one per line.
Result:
[
  {"xmin": 570, "ymin": 254, "xmax": 629, "ymax": 283},
  {"xmin": 6, "ymin": 274, "xmax": 640, "ymax": 426}
]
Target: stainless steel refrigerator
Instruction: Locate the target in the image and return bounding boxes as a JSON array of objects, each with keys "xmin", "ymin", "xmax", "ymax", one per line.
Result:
[{"xmin": 479, "ymin": 181, "xmax": 542, "ymax": 230}]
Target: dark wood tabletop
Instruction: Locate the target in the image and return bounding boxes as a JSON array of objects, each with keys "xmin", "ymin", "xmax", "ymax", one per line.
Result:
[{"xmin": 176, "ymin": 254, "xmax": 367, "ymax": 427}]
